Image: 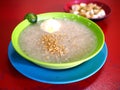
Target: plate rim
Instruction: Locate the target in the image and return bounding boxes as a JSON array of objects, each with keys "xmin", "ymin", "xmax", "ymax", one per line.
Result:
[{"xmin": 8, "ymin": 42, "xmax": 108, "ymax": 84}]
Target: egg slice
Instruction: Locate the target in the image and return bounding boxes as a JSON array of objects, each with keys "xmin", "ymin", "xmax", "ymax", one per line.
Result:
[{"xmin": 40, "ymin": 19, "xmax": 61, "ymax": 33}]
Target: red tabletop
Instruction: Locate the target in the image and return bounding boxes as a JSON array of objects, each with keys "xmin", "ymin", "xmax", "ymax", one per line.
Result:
[{"xmin": 0, "ymin": 0, "xmax": 120, "ymax": 89}]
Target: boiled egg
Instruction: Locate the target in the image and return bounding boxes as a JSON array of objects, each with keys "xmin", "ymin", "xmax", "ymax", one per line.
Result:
[{"xmin": 40, "ymin": 19, "xmax": 61, "ymax": 33}]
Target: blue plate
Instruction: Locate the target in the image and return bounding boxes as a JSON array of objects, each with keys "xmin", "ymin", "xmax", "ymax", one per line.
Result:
[{"xmin": 8, "ymin": 42, "xmax": 108, "ymax": 84}]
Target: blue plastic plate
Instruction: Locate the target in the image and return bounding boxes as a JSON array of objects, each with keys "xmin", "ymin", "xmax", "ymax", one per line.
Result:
[{"xmin": 8, "ymin": 42, "xmax": 108, "ymax": 84}]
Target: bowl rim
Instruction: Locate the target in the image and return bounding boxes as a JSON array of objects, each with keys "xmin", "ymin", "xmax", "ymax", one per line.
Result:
[{"xmin": 11, "ymin": 12, "xmax": 105, "ymax": 69}]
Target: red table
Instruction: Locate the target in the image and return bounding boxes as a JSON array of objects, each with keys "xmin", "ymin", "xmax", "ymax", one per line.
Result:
[{"xmin": 0, "ymin": 0, "xmax": 120, "ymax": 89}]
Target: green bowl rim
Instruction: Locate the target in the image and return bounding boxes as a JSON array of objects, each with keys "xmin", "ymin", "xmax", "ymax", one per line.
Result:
[{"xmin": 11, "ymin": 12, "xmax": 105, "ymax": 69}]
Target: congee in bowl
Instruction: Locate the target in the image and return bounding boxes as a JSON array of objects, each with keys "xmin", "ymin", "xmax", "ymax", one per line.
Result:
[{"xmin": 11, "ymin": 12, "xmax": 105, "ymax": 69}]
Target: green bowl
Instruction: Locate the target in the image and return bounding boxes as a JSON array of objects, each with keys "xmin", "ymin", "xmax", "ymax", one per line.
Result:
[{"xmin": 11, "ymin": 12, "xmax": 105, "ymax": 69}]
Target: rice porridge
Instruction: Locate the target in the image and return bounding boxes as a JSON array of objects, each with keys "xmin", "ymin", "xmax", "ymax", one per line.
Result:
[{"xmin": 19, "ymin": 19, "xmax": 97, "ymax": 63}]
